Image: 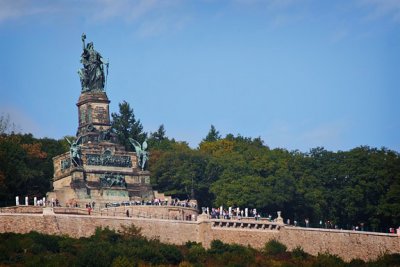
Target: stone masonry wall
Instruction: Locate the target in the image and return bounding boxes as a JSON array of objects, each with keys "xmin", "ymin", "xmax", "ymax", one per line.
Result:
[
  {"xmin": 200, "ymin": 222, "xmax": 400, "ymax": 262},
  {"xmin": 0, "ymin": 213, "xmax": 198, "ymax": 245},
  {"xmin": 0, "ymin": 213, "xmax": 398, "ymax": 262},
  {"xmin": 100, "ymin": 206, "xmax": 198, "ymax": 220}
]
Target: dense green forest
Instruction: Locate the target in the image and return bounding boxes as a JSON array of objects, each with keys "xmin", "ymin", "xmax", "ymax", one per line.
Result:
[
  {"xmin": 0, "ymin": 226, "xmax": 399, "ymax": 267},
  {"xmin": 1, "ymin": 103, "xmax": 399, "ymax": 232}
]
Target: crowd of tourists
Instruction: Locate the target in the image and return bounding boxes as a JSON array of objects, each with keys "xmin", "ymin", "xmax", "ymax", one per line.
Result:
[
  {"xmin": 105, "ymin": 199, "xmax": 197, "ymax": 209},
  {"xmin": 205, "ymin": 207, "xmax": 276, "ymax": 221}
]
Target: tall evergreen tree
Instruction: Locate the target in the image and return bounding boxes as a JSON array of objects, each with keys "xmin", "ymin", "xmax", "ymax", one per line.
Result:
[
  {"xmin": 202, "ymin": 125, "xmax": 221, "ymax": 143},
  {"xmin": 111, "ymin": 101, "xmax": 147, "ymax": 150},
  {"xmin": 151, "ymin": 124, "xmax": 166, "ymax": 141},
  {"xmin": 147, "ymin": 124, "xmax": 170, "ymax": 150}
]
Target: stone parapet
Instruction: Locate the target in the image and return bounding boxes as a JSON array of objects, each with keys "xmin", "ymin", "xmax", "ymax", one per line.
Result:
[
  {"xmin": 0, "ymin": 206, "xmax": 43, "ymax": 214},
  {"xmin": 0, "ymin": 213, "xmax": 399, "ymax": 262},
  {"xmin": 210, "ymin": 219, "xmax": 282, "ymax": 231}
]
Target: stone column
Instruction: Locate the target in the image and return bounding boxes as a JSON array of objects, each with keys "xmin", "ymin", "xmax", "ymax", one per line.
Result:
[
  {"xmin": 25, "ymin": 196, "xmax": 28, "ymax": 206},
  {"xmin": 15, "ymin": 196, "xmax": 19, "ymax": 206}
]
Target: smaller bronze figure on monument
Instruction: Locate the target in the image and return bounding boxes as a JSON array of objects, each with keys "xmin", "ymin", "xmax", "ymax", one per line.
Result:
[
  {"xmin": 78, "ymin": 33, "xmax": 109, "ymax": 92},
  {"xmin": 65, "ymin": 137, "xmax": 82, "ymax": 166},
  {"xmin": 129, "ymin": 138, "xmax": 149, "ymax": 171}
]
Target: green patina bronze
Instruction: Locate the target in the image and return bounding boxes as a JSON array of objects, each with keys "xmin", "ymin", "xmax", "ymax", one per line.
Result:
[
  {"xmin": 100, "ymin": 173, "xmax": 126, "ymax": 188},
  {"xmin": 65, "ymin": 137, "xmax": 82, "ymax": 166},
  {"xmin": 78, "ymin": 33, "xmax": 109, "ymax": 93},
  {"xmin": 104, "ymin": 190, "xmax": 129, "ymax": 197},
  {"xmin": 60, "ymin": 159, "xmax": 71, "ymax": 171},
  {"xmin": 129, "ymin": 138, "xmax": 149, "ymax": 171},
  {"xmin": 86, "ymin": 151, "xmax": 132, "ymax": 168}
]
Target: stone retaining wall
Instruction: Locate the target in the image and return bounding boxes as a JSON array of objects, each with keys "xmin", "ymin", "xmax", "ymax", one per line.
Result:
[
  {"xmin": 200, "ymin": 221, "xmax": 399, "ymax": 262},
  {"xmin": 0, "ymin": 212, "xmax": 398, "ymax": 262},
  {"xmin": 0, "ymin": 205, "xmax": 198, "ymax": 219}
]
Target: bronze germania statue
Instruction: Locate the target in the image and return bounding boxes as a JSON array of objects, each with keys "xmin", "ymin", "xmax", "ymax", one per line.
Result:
[{"xmin": 78, "ymin": 33, "xmax": 109, "ymax": 92}]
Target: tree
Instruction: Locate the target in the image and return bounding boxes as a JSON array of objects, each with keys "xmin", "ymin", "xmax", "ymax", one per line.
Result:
[
  {"xmin": 150, "ymin": 146, "xmax": 217, "ymax": 207},
  {"xmin": 0, "ymin": 134, "xmax": 51, "ymax": 205},
  {"xmin": 0, "ymin": 113, "xmax": 18, "ymax": 134},
  {"xmin": 111, "ymin": 101, "xmax": 147, "ymax": 150},
  {"xmin": 151, "ymin": 124, "xmax": 166, "ymax": 141},
  {"xmin": 202, "ymin": 125, "xmax": 221, "ymax": 143},
  {"xmin": 147, "ymin": 124, "xmax": 172, "ymax": 151}
]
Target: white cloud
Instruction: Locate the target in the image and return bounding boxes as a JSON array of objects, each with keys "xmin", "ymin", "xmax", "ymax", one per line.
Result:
[
  {"xmin": 136, "ymin": 14, "xmax": 190, "ymax": 37},
  {"xmin": 329, "ymin": 28, "xmax": 350, "ymax": 43},
  {"xmin": 91, "ymin": 0, "xmax": 183, "ymax": 22},
  {"xmin": 231, "ymin": 0, "xmax": 307, "ymax": 29},
  {"xmin": 357, "ymin": 0, "xmax": 400, "ymax": 22},
  {"xmin": 0, "ymin": 0, "xmax": 57, "ymax": 22},
  {"xmin": 300, "ymin": 122, "xmax": 345, "ymax": 149},
  {"xmin": 233, "ymin": 0, "xmax": 299, "ymax": 10},
  {"xmin": 0, "ymin": 106, "xmax": 41, "ymax": 135},
  {"xmin": 0, "ymin": 0, "xmax": 190, "ymax": 37},
  {"xmin": 264, "ymin": 120, "xmax": 348, "ymax": 152},
  {"xmin": 0, "ymin": 0, "xmax": 185, "ymax": 24}
]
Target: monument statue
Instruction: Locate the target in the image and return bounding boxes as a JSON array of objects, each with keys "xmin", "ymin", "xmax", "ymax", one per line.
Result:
[
  {"xmin": 129, "ymin": 138, "xmax": 149, "ymax": 171},
  {"xmin": 65, "ymin": 137, "xmax": 82, "ymax": 166},
  {"xmin": 48, "ymin": 34, "xmax": 157, "ymax": 208},
  {"xmin": 78, "ymin": 33, "xmax": 109, "ymax": 92}
]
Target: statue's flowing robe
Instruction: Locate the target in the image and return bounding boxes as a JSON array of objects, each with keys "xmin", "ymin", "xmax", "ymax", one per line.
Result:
[{"xmin": 80, "ymin": 48, "xmax": 105, "ymax": 91}]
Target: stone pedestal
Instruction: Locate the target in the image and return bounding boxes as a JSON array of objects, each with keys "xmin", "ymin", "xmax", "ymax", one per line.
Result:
[{"xmin": 47, "ymin": 91, "xmax": 155, "ymax": 207}]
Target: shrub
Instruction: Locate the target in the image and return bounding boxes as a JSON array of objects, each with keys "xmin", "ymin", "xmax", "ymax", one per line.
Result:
[
  {"xmin": 118, "ymin": 224, "xmax": 143, "ymax": 239},
  {"xmin": 77, "ymin": 242, "xmax": 114, "ymax": 267},
  {"xmin": 185, "ymin": 241, "xmax": 202, "ymax": 249},
  {"xmin": 58, "ymin": 237, "xmax": 78, "ymax": 255},
  {"xmin": 348, "ymin": 258, "xmax": 365, "ymax": 267},
  {"xmin": 370, "ymin": 253, "xmax": 400, "ymax": 267},
  {"xmin": 25, "ymin": 253, "xmax": 73, "ymax": 267},
  {"xmin": 0, "ymin": 233, "xmax": 25, "ymax": 256},
  {"xmin": 134, "ymin": 245, "xmax": 164, "ymax": 265},
  {"xmin": 92, "ymin": 227, "xmax": 121, "ymax": 244},
  {"xmin": 207, "ymin": 240, "xmax": 256, "ymax": 266},
  {"xmin": 187, "ymin": 244, "xmax": 207, "ymax": 263},
  {"xmin": 159, "ymin": 244, "xmax": 183, "ymax": 264},
  {"xmin": 27, "ymin": 231, "xmax": 60, "ymax": 253},
  {"xmin": 111, "ymin": 256, "xmax": 136, "ymax": 267},
  {"xmin": 313, "ymin": 253, "xmax": 345, "ymax": 267},
  {"xmin": 178, "ymin": 261, "xmax": 194, "ymax": 267},
  {"xmin": 264, "ymin": 239, "xmax": 287, "ymax": 255},
  {"xmin": 208, "ymin": 240, "xmax": 230, "ymax": 254},
  {"xmin": 0, "ymin": 244, "xmax": 8, "ymax": 261},
  {"xmin": 292, "ymin": 246, "xmax": 309, "ymax": 260},
  {"xmin": 30, "ymin": 243, "xmax": 46, "ymax": 254}
]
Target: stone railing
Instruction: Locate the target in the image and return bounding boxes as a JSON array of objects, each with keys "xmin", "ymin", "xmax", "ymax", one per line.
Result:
[
  {"xmin": 210, "ymin": 218, "xmax": 283, "ymax": 231},
  {"xmin": 95, "ymin": 206, "xmax": 197, "ymax": 221},
  {"xmin": 285, "ymin": 225, "xmax": 399, "ymax": 237},
  {"xmin": 0, "ymin": 206, "xmax": 43, "ymax": 214},
  {"xmin": 53, "ymin": 207, "xmax": 91, "ymax": 215},
  {"xmin": 47, "ymin": 206, "xmax": 197, "ymax": 222},
  {"xmin": 0, "ymin": 205, "xmax": 198, "ymax": 221}
]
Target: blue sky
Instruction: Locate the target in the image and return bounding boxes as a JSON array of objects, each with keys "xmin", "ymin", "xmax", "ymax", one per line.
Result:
[{"xmin": 0, "ymin": 0, "xmax": 399, "ymax": 152}]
